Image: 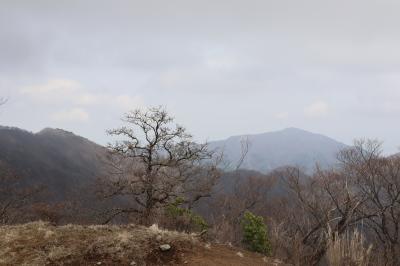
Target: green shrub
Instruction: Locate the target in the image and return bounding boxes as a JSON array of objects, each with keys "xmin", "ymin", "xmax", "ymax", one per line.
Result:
[
  {"xmin": 241, "ymin": 211, "xmax": 272, "ymax": 255},
  {"xmin": 166, "ymin": 198, "xmax": 208, "ymax": 232}
]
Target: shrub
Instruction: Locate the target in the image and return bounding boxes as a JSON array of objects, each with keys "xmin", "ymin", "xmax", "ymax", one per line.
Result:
[
  {"xmin": 165, "ymin": 198, "xmax": 208, "ymax": 232},
  {"xmin": 241, "ymin": 211, "xmax": 271, "ymax": 255}
]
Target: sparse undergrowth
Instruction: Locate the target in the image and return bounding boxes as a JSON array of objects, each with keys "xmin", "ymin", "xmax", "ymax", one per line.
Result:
[
  {"xmin": 0, "ymin": 221, "xmax": 196, "ymax": 266},
  {"xmin": 0, "ymin": 222, "xmax": 290, "ymax": 266},
  {"xmin": 241, "ymin": 211, "xmax": 272, "ymax": 256}
]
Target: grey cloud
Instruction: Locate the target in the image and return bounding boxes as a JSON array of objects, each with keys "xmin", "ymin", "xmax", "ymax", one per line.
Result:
[{"xmin": 0, "ymin": 0, "xmax": 400, "ymax": 153}]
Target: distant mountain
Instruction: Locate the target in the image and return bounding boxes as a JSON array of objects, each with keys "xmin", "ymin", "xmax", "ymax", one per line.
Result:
[
  {"xmin": 209, "ymin": 128, "xmax": 347, "ymax": 173},
  {"xmin": 0, "ymin": 126, "xmax": 346, "ymax": 202},
  {"xmin": 0, "ymin": 126, "xmax": 106, "ymax": 201}
]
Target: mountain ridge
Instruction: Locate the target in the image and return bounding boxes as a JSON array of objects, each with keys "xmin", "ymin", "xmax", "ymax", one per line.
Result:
[
  {"xmin": 0, "ymin": 125, "xmax": 106, "ymax": 201},
  {"xmin": 0, "ymin": 125, "xmax": 348, "ymax": 200},
  {"xmin": 209, "ymin": 127, "xmax": 348, "ymax": 173}
]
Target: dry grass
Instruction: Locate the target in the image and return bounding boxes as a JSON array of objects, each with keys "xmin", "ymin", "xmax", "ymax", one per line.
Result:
[
  {"xmin": 326, "ymin": 230, "xmax": 372, "ymax": 266},
  {"xmin": 0, "ymin": 222, "xmax": 292, "ymax": 266},
  {"xmin": 0, "ymin": 222, "xmax": 197, "ymax": 266}
]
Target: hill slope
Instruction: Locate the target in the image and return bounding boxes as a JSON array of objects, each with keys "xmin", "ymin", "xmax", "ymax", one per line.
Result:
[
  {"xmin": 209, "ymin": 128, "xmax": 347, "ymax": 173},
  {"xmin": 0, "ymin": 126, "xmax": 106, "ymax": 200},
  {"xmin": 0, "ymin": 126, "xmax": 346, "ymax": 200}
]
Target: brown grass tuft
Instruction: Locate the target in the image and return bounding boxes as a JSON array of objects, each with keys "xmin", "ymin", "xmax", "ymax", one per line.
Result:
[
  {"xmin": 326, "ymin": 229, "xmax": 372, "ymax": 266},
  {"xmin": 0, "ymin": 221, "xmax": 197, "ymax": 266}
]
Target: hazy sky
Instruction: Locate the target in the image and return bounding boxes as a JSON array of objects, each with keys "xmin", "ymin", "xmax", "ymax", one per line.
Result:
[{"xmin": 1, "ymin": 0, "xmax": 400, "ymax": 153}]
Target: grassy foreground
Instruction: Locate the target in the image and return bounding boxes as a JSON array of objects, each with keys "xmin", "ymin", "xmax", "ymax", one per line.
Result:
[{"xmin": 0, "ymin": 222, "xmax": 289, "ymax": 266}]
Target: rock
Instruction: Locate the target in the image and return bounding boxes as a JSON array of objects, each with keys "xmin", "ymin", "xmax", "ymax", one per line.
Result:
[
  {"xmin": 236, "ymin": 252, "xmax": 244, "ymax": 258},
  {"xmin": 159, "ymin": 244, "xmax": 171, "ymax": 251},
  {"xmin": 204, "ymin": 243, "xmax": 211, "ymax": 249},
  {"xmin": 130, "ymin": 261, "xmax": 137, "ymax": 266},
  {"xmin": 96, "ymin": 262, "xmax": 102, "ymax": 265}
]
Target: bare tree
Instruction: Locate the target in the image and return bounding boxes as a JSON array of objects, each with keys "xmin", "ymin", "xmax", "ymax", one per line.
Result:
[
  {"xmin": 235, "ymin": 137, "xmax": 250, "ymax": 170},
  {"xmin": 207, "ymin": 171, "xmax": 275, "ymax": 245},
  {"xmin": 339, "ymin": 140, "xmax": 400, "ymax": 265},
  {"xmin": 276, "ymin": 140, "xmax": 400, "ymax": 265},
  {"xmin": 0, "ymin": 162, "xmax": 42, "ymax": 224},
  {"xmin": 281, "ymin": 163, "xmax": 366, "ymax": 265},
  {"xmin": 98, "ymin": 106, "xmax": 219, "ymax": 225}
]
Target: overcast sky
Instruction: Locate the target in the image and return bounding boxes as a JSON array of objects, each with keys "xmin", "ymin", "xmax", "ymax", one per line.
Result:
[{"xmin": 1, "ymin": 0, "xmax": 400, "ymax": 153}]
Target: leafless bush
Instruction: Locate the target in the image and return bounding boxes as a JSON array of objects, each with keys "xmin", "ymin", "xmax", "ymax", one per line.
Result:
[
  {"xmin": 0, "ymin": 162, "xmax": 43, "ymax": 224},
  {"xmin": 208, "ymin": 174, "xmax": 275, "ymax": 246},
  {"xmin": 271, "ymin": 140, "xmax": 400, "ymax": 265}
]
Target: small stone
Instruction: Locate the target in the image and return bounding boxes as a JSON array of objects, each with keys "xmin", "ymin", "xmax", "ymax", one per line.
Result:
[
  {"xmin": 204, "ymin": 243, "xmax": 211, "ymax": 249},
  {"xmin": 96, "ymin": 263, "xmax": 102, "ymax": 265},
  {"xmin": 236, "ymin": 252, "xmax": 244, "ymax": 258},
  {"xmin": 130, "ymin": 261, "xmax": 137, "ymax": 266},
  {"xmin": 159, "ymin": 244, "xmax": 171, "ymax": 251}
]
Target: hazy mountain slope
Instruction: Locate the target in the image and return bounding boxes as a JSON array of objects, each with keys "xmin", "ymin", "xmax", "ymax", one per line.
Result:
[
  {"xmin": 0, "ymin": 126, "xmax": 346, "ymax": 201},
  {"xmin": 209, "ymin": 128, "xmax": 347, "ymax": 173},
  {"xmin": 0, "ymin": 126, "xmax": 106, "ymax": 200}
]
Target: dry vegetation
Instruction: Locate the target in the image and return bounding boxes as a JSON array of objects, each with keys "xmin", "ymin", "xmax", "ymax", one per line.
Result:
[
  {"xmin": 325, "ymin": 229, "xmax": 372, "ymax": 266},
  {"xmin": 0, "ymin": 221, "xmax": 197, "ymax": 265},
  {"xmin": 0, "ymin": 221, "xmax": 288, "ymax": 266},
  {"xmin": 2, "ymin": 106, "xmax": 400, "ymax": 265}
]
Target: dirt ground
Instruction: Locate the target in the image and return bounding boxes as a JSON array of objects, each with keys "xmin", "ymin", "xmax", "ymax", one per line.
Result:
[
  {"xmin": 183, "ymin": 244, "xmax": 290, "ymax": 266},
  {"xmin": 0, "ymin": 222, "xmax": 290, "ymax": 266},
  {"xmin": 74, "ymin": 243, "xmax": 290, "ymax": 266}
]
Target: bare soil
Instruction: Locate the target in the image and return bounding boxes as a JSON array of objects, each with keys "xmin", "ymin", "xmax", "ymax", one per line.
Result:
[{"xmin": 0, "ymin": 222, "xmax": 290, "ymax": 266}]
